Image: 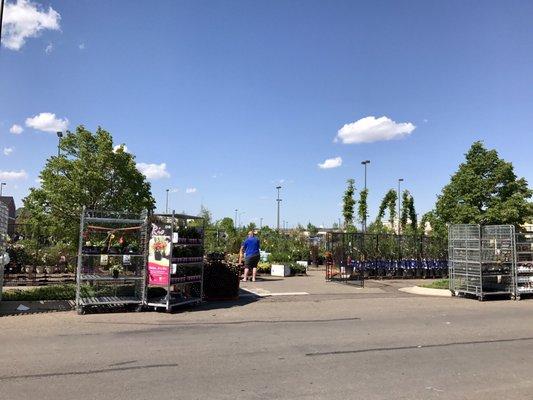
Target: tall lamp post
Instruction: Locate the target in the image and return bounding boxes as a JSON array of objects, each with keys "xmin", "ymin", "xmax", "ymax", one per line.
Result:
[
  {"xmin": 361, "ymin": 160, "xmax": 370, "ymax": 232},
  {"xmin": 234, "ymin": 209, "xmax": 238, "ymax": 229},
  {"xmin": 165, "ymin": 189, "xmax": 170, "ymax": 214},
  {"xmin": 56, "ymin": 131, "xmax": 63, "ymax": 157},
  {"xmin": 397, "ymin": 178, "xmax": 404, "ymax": 235},
  {"xmin": 0, "ymin": 182, "xmax": 5, "ymax": 197},
  {"xmin": 276, "ymin": 186, "xmax": 282, "ymax": 231}
]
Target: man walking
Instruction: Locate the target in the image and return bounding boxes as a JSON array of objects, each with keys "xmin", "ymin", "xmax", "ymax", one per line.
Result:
[{"xmin": 239, "ymin": 230, "xmax": 260, "ymax": 282}]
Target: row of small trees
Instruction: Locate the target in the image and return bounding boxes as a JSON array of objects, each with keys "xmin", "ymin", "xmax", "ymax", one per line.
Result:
[{"xmin": 341, "ymin": 141, "xmax": 533, "ymax": 238}]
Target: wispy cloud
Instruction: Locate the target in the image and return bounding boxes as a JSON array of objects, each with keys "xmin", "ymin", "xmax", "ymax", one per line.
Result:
[
  {"xmin": 335, "ymin": 116, "xmax": 415, "ymax": 144},
  {"xmin": 44, "ymin": 43, "xmax": 53, "ymax": 54},
  {"xmin": 10, "ymin": 124, "xmax": 23, "ymax": 134},
  {"xmin": 1, "ymin": 0, "xmax": 61, "ymax": 51},
  {"xmin": 0, "ymin": 170, "xmax": 28, "ymax": 180},
  {"xmin": 78, "ymin": 43, "xmax": 85, "ymax": 50},
  {"xmin": 25, "ymin": 112, "xmax": 68, "ymax": 133},
  {"xmin": 3, "ymin": 147, "xmax": 14, "ymax": 156},
  {"xmin": 318, "ymin": 156, "xmax": 342, "ymax": 169},
  {"xmin": 136, "ymin": 163, "xmax": 170, "ymax": 179},
  {"xmin": 185, "ymin": 188, "xmax": 197, "ymax": 194},
  {"xmin": 113, "ymin": 144, "xmax": 129, "ymax": 153}
]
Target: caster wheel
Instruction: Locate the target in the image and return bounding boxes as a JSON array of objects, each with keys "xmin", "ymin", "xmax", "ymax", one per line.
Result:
[{"xmin": 77, "ymin": 308, "xmax": 86, "ymax": 315}]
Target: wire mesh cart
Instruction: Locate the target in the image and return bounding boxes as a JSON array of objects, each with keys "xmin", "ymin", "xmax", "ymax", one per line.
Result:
[
  {"xmin": 76, "ymin": 207, "xmax": 149, "ymax": 314},
  {"xmin": 449, "ymin": 224, "xmax": 515, "ymax": 300},
  {"xmin": 326, "ymin": 232, "xmax": 364, "ymax": 287},
  {"xmin": 145, "ymin": 212, "xmax": 204, "ymax": 312},
  {"xmin": 514, "ymin": 229, "xmax": 533, "ymax": 299}
]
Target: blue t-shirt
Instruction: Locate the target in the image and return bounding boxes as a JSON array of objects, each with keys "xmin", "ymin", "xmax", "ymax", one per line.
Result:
[{"xmin": 242, "ymin": 236, "xmax": 260, "ymax": 258}]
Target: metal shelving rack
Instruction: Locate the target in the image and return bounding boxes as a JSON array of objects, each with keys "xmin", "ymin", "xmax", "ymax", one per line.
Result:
[
  {"xmin": 515, "ymin": 230, "xmax": 533, "ymax": 299},
  {"xmin": 449, "ymin": 224, "xmax": 515, "ymax": 300},
  {"xmin": 146, "ymin": 212, "xmax": 204, "ymax": 312},
  {"xmin": 0, "ymin": 202, "xmax": 8, "ymax": 301},
  {"xmin": 76, "ymin": 207, "xmax": 149, "ymax": 314}
]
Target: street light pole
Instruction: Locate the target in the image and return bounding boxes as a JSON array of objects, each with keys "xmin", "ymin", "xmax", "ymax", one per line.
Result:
[
  {"xmin": 0, "ymin": 182, "xmax": 5, "ymax": 197},
  {"xmin": 234, "ymin": 209, "xmax": 238, "ymax": 229},
  {"xmin": 56, "ymin": 131, "xmax": 63, "ymax": 157},
  {"xmin": 0, "ymin": 0, "xmax": 5, "ymax": 44},
  {"xmin": 276, "ymin": 186, "xmax": 282, "ymax": 231},
  {"xmin": 260, "ymin": 217, "xmax": 263, "ymax": 230},
  {"xmin": 397, "ymin": 178, "xmax": 404, "ymax": 235},
  {"xmin": 361, "ymin": 160, "xmax": 370, "ymax": 232},
  {"xmin": 165, "ymin": 189, "xmax": 169, "ymax": 214}
]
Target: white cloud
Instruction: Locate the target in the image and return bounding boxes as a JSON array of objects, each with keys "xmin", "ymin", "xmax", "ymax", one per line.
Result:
[
  {"xmin": 1, "ymin": 0, "xmax": 61, "ymax": 51},
  {"xmin": 335, "ymin": 116, "xmax": 416, "ymax": 144},
  {"xmin": 44, "ymin": 42, "xmax": 53, "ymax": 54},
  {"xmin": 10, "ymin": 124, "xmax": 23, "ymax": 134},
  {"xmin": 3, "ymin": 147, "xmax": 14, "ymax": 156},
  {"xmin": 185, "ymin": 188, "xmax": 197, "ymax": 194},
  {"xmin": 169, "ymin": 188, "xmax": 179, "ymax": 193},
  {"xmin": 25, "ymin": 112, "xmax": 68, "ymax": 133},
  {"xmin": 0, "ymin": 170, "xmax": 28, "ymax": 180},
  {"xmin": 318, "ymin": 156, "xmax": 342, "ymax": 169},
  {"xmin": 113, "ymin": 144, "xmax": 129, "ymax": 153},
  {"xmin": 136, "ymin": 163, "xmax": 170, "ymax": 179},
  {"xmin": 78, "ymin": 43, "xmax": 85, "ymax": 50}
]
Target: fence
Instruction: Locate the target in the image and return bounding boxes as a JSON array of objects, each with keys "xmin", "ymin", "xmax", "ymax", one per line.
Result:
[{"xmin": 326, "ymin": 232, "xmax": 447, "ymax": 281}]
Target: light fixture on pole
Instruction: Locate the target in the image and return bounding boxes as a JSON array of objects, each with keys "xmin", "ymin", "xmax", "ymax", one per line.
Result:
[
  {"xmin": 56, "ymin": 131, "xmax": 63, "ymax": 157},
  {"xmin": 397, "ymin": 178, "xmax": 404, "ymax": 235},
  {"xmin": 165, "ymin": 189, "xmax": 170, "ymax": 214},
  {"xmin": 276, "ymin": 186, "xmax": 282, "ymax": 231},
  {"xmin": 361, "ymin": 160, "xmax": 370, "ymax": 232},
  {"xmin": 0, "ymin": 182, "xmax": 5, "ymax": 197}
]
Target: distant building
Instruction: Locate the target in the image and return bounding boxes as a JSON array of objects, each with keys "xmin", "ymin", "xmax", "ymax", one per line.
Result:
[{"xmin": 0, "ymin": 196, "xmax": 16, "ymax": 236}]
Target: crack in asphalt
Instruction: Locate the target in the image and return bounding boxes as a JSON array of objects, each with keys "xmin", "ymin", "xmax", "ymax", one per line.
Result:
[
  {"xmin": 0, "ymin": 363, "xmax": 180, "ymax": 382},
  {"xmin": 306, "ymin": 336, "xmax": 533, "ymax": 357}
]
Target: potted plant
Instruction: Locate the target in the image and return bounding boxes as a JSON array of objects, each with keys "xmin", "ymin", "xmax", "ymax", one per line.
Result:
[
  {"xmin": 153, "ymin": 239, "xmax": 167, "ymax": 261},
  {"xmin": 269, "ymin": 252, "xmax": 291, "ymax": 277},
  {"xmin": 109, "ymin": 264, "xmax": 124, "ymax": 279}
]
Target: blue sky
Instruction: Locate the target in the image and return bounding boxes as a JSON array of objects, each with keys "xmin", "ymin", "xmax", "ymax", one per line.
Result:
[{"xmin": 1, "ymin": 0, "xmax": 532, "ymax": 228}]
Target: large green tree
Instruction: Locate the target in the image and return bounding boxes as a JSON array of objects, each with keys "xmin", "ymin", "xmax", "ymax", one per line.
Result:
[
  {"xmin": 377, "ymin": 189, "xmax": 397, "ymax": 229},
  {"xmin": 435, "ymin": 141, "xmax": 532, "ymax": 226},
  {"xmin": 342, "ymin": 178, "xmax": 356, "ymax": 229},
  {"xmin": 358, "ymin": 188, "xmax": 369, "ymax": 231},
  {"xmin": 23, "ymin": 126, "xmax": 155, "ymax": 244}
]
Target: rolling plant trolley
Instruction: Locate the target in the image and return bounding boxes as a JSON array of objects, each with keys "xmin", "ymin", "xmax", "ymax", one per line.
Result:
[
  {"xmin": 514, "ymin": 229, "xmax": 533, "ymax": 299},
  {"xmin": 0, "ymin": 202, "xmax": 8, "ymax": 301},
  {"xmin": 76, "ymin": 207, "xmax": 149, "ymax": 314},
  {"xmin": 145, "ymin": 212, "xmax": 204, "ymax": 312},
  {"xmin": 449, "ymin": 224, "xmax": 515, "ymax": 301}
]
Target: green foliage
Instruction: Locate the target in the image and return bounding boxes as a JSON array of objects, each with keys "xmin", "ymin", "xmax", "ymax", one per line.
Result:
[
  {"xmin": 401, "ymin": 190, "xmax": 418, "ymax": 233},
  {"xmin": 377, "ymin": 189, "xmax": 397, "ymax": 229},
  {"xmin": 306, "ymin": 223, "xmax": 319, "ymax": 236},
  {"xmin": 342, "ymin": 179, "xmax": 356, "ymax": 228},
  {"xmin": 3, "ymin": 284, "xmax": 76, "ymax": 301},
  {"xmin": 358, "ymin": 188, "xmax": 369, "ymax": 228},
  {"xmin": 421, "ymin": 279, "xmax": 449, "ymax": 289},
  {"xmin": 22, "ymin": 126, "xmax": 155, "ymax": 244},
  {"xmin": 435, "ymin": 141, "xmax": 532, "ymax": 226}
]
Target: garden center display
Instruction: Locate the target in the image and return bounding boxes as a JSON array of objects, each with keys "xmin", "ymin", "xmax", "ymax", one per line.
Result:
[
  {"xmin": 145, "ymin": 213, "xmax": 204, "ymax": 312},
  {"xmin": 448, "ymin": 224, "xmax": 515, "ymax": 301},
  {"xmin": 76, "ymin": 207, "xmax": 149, "ymax": 314},
  {"xmin": 203, "ymin": 252, "xmax": 240, "ymax": 300},
  {"xmin": 514, "ymin": 229, "xmax": 533, "ymax": 299}
]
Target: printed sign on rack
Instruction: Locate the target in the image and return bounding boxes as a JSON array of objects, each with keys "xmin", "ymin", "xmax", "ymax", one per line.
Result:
[{"xmin": 148, "ymin": 218, "xmax": 172, "ymax": 285}]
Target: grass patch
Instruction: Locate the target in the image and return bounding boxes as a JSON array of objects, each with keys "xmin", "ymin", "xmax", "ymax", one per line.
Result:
[
  {"xmin": 421, "ymin": 279, "xmax": 449, "ymax": 290},
  {"xmin": 3, "ymin": 284, "xmax": 76, "ymax": 301}
]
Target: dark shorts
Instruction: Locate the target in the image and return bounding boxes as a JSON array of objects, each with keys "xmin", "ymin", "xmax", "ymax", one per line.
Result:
[{"xmin": 244, "ymin": 254, "xmax": 260, "ymax": 269}]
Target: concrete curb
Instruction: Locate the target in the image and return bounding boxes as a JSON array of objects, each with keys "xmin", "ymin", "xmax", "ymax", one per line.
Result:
[{"xmin": 398, "ymin": 286, "xmax": 452, "ymax": 297}]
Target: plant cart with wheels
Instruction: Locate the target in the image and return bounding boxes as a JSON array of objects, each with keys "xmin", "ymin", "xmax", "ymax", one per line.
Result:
[
  {"xmin": 145, "ymin": 212, "xmax": 204, "ymax": 312},
  {"xmin": 76, "ymin": 207, "xmax": 149, "ymax": 314},
  {"xmin": 514, "ymin": 229, "xmax": 533, "ymax": 300}
]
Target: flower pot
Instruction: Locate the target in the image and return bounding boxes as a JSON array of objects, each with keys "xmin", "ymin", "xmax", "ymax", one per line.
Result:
[
  {"xmin": 155, "ymin": 250, "xmax": 162, "ymax": 261},
  {"xmin": 25, "ymin": 266, "xmax": 35, "ymax": 274},
  {"xmin": 45, "ymin": 266, "xmax": 54, "ymax": 274},
  {"xmin": 36, "ymin": 266, "xmax": 45, "ymax": 274}
]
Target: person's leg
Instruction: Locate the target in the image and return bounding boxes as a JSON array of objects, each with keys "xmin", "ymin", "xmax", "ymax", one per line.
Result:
[
  {"xmin": 252, "ymin": 268, "xmax": 257, "ymax": 282},
  {"xmin": 242, "ymin": 267, "xmax": 249, "ymax": 282}
]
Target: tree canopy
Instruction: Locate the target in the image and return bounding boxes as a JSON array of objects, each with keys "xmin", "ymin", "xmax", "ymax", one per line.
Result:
[
  {"xmin": 22, "ymin": 126, "xmax": 155, "ymax": 244},
  {"xmin": 342, "ymin": 178, "xmax": 356, "ymax": 229},
  {"xmin": 435, "ymin": 141, "xmax": 532, "ymax": 226}
]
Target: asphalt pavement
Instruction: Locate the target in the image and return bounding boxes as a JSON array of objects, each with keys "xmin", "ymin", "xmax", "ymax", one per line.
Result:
[{"xmin": 1, "ymin": 272, "xmax": 533, "ymax": 400}]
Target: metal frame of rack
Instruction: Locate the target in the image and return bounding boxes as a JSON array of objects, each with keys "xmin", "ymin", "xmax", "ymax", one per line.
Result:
[
  {"xmin": 449, "ymin": 224, "xmax": 515, "ymax": 300},
  {"xmin": 76, "ymin": 207, "xmax": 149, "ymax": 314},
  {"xmin": 515, "ymin": 230, "xmax": 533, "ymax": 299},
  {"xmin": 145, "ymin": 212, "xmax": 204, "ymax": 312}
]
